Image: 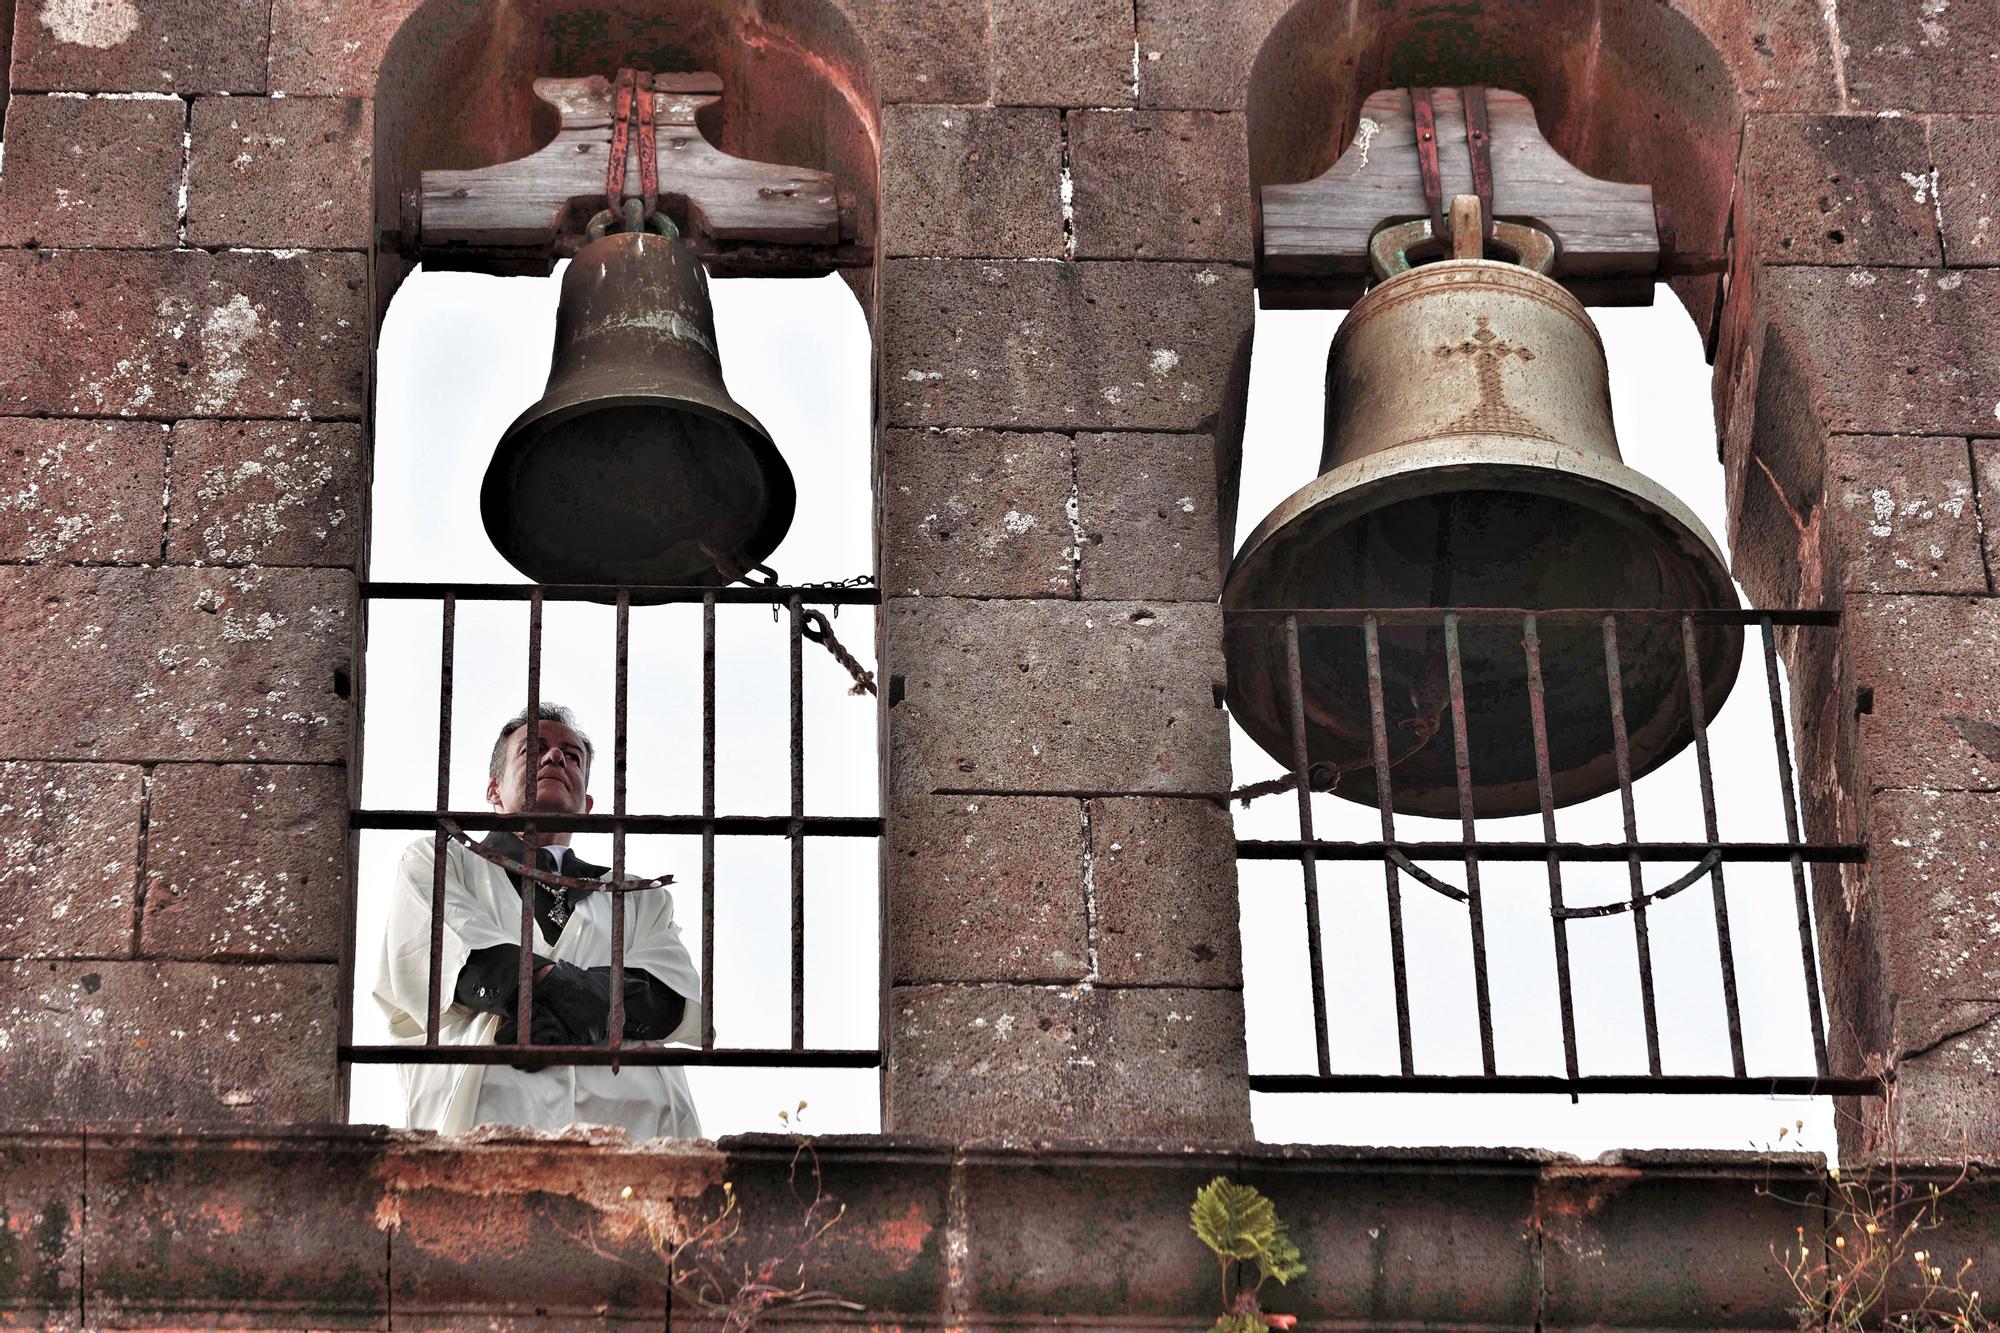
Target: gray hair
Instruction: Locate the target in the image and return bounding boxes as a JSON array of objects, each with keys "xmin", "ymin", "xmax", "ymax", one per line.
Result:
[{"xmin": 488, "ymin": 702, "xmax": 596, "ymax": 783}]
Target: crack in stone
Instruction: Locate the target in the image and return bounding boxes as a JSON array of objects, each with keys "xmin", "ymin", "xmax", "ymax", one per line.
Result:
[{"xmin": 1898, "ymin": 1000, "xmax": 2000, "ymax": 1064}]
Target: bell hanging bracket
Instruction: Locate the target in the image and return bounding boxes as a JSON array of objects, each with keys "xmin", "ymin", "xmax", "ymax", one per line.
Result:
[{"xmin": 402, "ymin": 70, "xmax": 859, "ymax": 278}]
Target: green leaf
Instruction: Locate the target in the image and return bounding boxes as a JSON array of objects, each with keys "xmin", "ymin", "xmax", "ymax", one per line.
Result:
[{"xmin": 1190, "ymin": 1176, "xmax": 1309, "ymax": 1289}]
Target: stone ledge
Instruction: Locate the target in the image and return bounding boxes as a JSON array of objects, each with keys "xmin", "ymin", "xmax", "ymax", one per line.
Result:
[{"xmin": 6, "ymin": 1128, "xmax": 1993, "ymax": 1329}]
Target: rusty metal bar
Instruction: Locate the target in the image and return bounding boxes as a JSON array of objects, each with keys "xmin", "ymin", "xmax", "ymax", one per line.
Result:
[
  {"xmin": 361, "ymin": 581, "xmax": 878, "ymax": 606},
  {"xmin": 1522, "ymin": 615, "xmax": 1580, "ymax": 1084},
  {"xmin": 346, "ymin": 1044, "xmax": 880, "ymax": 1067},
  {"xmin": 1683, "ymin": 616, "xmax": 1746, "ymax": 1077},
  {"xmin": 1443, "ymin": 615, "xmax": 1496, "ymax": 1074},
  {"xmin": 424, "ymin": 593, "xmax": 457, "ymax": 1046},
  {"xmin": 702, "ymin": 592, "xmax": 717, "ymax": 1052},
  {"xmin": 1284, "ymin": 616, "xmax": 1333, "ymax": 1079},
  {"xmin": 357, "ymin": 809, "xmax": 879, "ymax": 836},
  {"xmin": 608, "ymin": 591, "xmax": 630, "ymax": 1056},
  {"xmin": 516, "ymin": 588, "xmax": 545, "ymax": 1049},
  {"xmin": 1223, "ymin": 606, "xmax": 1840, "ymax": 627},
  {"xmin": 1364, "ymin": 616, "xmax": 1415, "ymax": 1076},
  {"xmin": 790, "ymin": 594, "xmax": 807, "ymax": 1052},
  {"xmin": 1763, "ymin": 618, "xmax": 1831, "ymax": 1074},
  {"xmin": 1249, "ymin": 1072, "xmax": 1885, "ymax": 1097},
  {"xmin": 1235, "ymin": 840, "xmax": 1866, "ymax": 863},
  {"xmin": 1604, "ymin": 616, "xmax": 1663, "ymax": 1076}
]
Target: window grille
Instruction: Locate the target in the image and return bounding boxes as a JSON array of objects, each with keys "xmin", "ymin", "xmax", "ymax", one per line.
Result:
[
  {"xmin": 1233, "ymin": 606, "xmax": 1877, "ymax": 1099},
  {"xmin": 343, "ymin": 580, "xmax": 881, "ymax": 1073}
]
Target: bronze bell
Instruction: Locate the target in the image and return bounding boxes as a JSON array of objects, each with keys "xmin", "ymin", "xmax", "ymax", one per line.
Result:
[
  {"xmin": 481, "ymin": 228, "xmax": 795, "ymax": 587},
  {"xmin": 1223, "ymin": 215, "xmax": 1741, "ymax": 818}
]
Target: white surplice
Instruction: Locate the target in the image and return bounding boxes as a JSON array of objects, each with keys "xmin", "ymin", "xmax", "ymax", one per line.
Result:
[{"xmin": 372, "ymin": 836, "xmax": 703, "ymax": 1139}]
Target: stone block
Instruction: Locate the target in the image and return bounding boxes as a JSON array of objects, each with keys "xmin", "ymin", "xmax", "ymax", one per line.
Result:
[
  {"xmin": 1932, "ymin": 115, "xmax": 2000, "ymax": 267},
  {"xmin": 384, "ymin": 1136, "xmax": 714, "ymax": 1327},
  {"xmin": 0, "ymin": 1136, "xmax": 83, "ymax": 1330},
  {"xmin": 166, "ymin": 420, "xmax": 364, "ymax": 568},
  {"xmin": 0, "ymin": 96, "xmax": 185, "ymax": 248},
  {"xmin": 84, "ymin": 1133, "xmax": 388, "ymax": 1328},
  {"xmin": 879, "ymin": 429, "xmax": 1075, "ymax": 598},
  {"xmin": 991, "ymin": 0, "xmax": 1133, "ymax": 107},
  {"xmin": 1882, "ymin": 1008, "xmax": 2000, "ymax": 1160},
  {"xmin": 1978, "ymin": 440, "xmax": 2000, "ymax": 580},
  {"xmin": 1075, "ymin": 431, "xmax": 1222, "ymax": 600},
  {"xmin": 0, "ymin": 762, "xmax": 143, "ymax": 960},
  {"xmin": 0, "ymin": 418, "xmax": 167, "ymax": 563},
  {"xmin": 1134, "ymin": 1, "xmax": 1271, "ymax": 110},
  {"xmin": 9, "ymin": 0, "xmax": 267, "ymax": 92},
  {"xmin": 0, "ymin": 250, "xmax": 368, "ymax": 419},
  {"xmin": 881, "ymin": 106, "xmax": 1063, "ymax": 258},
  {"xmin": 268, "ymin": 0, "xmax": 413, "ymax": 96},
  {"xmin": 884, "ymin": 598, "xmax": 1229, "ymax": 794},
  {"xmin": 1869, "ymin": 790, "xmax": 2000, "ymax": 1030},
  {"xmin": 888, "ymin": 983, "xmax": 1250, "ymax": 1138},
  {"xmin": 187, "ymin": 96, "xmax": 374, "ymax": 249},
  {"xmin": 1841, "ymin": 2, "xmax": 2000, "ymax": 112},
  {"xmin": 0, "ymin": 566, "xmax": 353, "ymax": 763},
  {"xmin": 850, "ymin": 0, "xmax": 990, "ymax": 105},
  {"xmin": 1759, "ymin": 266, "xmax": 2000, "ymax": 438},
  {"xmin": 882, "ymin": 259, "xmax": 1253, "ymax": 431},
  {"xmin": 1087, "ymin": 797, "xmax": 1240, "ymax": 987},
  {"xmin": 0, "ymin": 960, "xmax": 339, "ymax": 1125},
  {"xmin": 885, "ymin": 795, "xmax": 1088, "ymax": 984},
  {"xmin": 1738, "ymin": 114, "xmax": 1941, "ymax": 266},
  {"xmin": 140, "ymin": 763, "xmax": 348, "ymax": 961},
  {"xmin": 1847, "ymin": 595, "xmax": 2000, "ymax": 792},
  {"xmin": 1538, "ymin": 1157, "xmax": 1814, "ymax": 1328},
  {"xmin": 1068, "ymin": 110, "xmax": 1252, "ymax": 261},
  {"xmin": 1826, "ymin": 435, "xmax": 1984, "ymax": 593}
]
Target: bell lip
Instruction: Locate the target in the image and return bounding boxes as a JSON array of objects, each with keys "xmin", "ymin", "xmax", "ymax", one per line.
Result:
[
  {"xmin": 481, "ymin": 390, "xmax": 798, "ymax": 589},
  {"xmin": 1220, "ymin": 437, "xmax": 1744, "ymax": 816}
]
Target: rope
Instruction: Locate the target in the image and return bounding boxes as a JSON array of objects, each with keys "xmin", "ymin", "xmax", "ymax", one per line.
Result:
[
  {"xmin": 439, "ymin": 817, "xmax": 676, "ymax": 895},
  {"xmin": 801, "ymin": 609, "xmax": 877, "ymax": 696}
]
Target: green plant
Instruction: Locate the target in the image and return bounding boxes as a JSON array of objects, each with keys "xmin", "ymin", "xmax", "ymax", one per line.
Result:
[{"xmin": 1190, "ymin": 1176, "xmax": 1307, "ymax": 1332}]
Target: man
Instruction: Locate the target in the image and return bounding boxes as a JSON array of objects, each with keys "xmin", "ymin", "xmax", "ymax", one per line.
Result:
[{"xmin": 373, "ymin": 703, "xmax": 702, "ymax": 1138}]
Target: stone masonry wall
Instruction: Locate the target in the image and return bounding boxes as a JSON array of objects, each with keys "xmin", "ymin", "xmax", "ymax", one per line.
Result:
[{"xmin": 0, "ymin": 0, "xmax": 1994, "ymax": 1164}]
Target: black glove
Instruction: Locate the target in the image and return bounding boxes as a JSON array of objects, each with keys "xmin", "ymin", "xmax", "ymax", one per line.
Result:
[{"xmin": 533, "ymin": 960, "xmax": 613, "ymax": 1045}]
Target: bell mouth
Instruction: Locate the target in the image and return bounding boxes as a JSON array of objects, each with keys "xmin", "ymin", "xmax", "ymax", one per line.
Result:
[
  {"xmin": 482, "ymin": 394, "xmax": 796, "ymax": 589},
  {"xmin": 1222, "ymin": 438, "xmax": 1742, "ymax": 817}
]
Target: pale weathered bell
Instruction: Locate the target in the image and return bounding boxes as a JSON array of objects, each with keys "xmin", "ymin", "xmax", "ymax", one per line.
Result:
[
  {"xmin": 1223, "ymin": 252, "xmax": 1741, "ymax": 818},
  {"xmin": 481, "ymin": 229, "xmax": 795, "ymax": 587}
]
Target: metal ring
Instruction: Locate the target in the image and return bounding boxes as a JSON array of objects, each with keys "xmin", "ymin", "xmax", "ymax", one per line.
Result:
[{"xmin": 1369, "ymin": 218, "xmax": 1558, "ymax": 281}]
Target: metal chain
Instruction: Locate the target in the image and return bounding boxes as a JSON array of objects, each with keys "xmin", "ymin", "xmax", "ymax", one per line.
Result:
[
  {"xmin": 801, "ymin": 608, "xmax": 877, "ymax": 696},
  {"xmin": 438, "ymin": 817, "xmax": 676, "ymax": 895}
]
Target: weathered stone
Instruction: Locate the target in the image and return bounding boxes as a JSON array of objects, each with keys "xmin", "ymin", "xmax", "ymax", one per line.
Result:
[
  {"xmin": 852, "ymin": 0, "xmax": 991, "ymax": 105},
  {"xmin": 1068, "ymin": 110, "xmax": 1252, "ymax": 262},
  {"xmin": 888, "ymin": 983, "xmax": 1250, "ymax": 1138},
  {"xmin": 1759, "ymin": 266, "xmax": 2000, "ymax": 438},
  {"xmin": 1133, "ymin": 0, "xmax": 1270, "ymax": 110},
  {"xmin": 187, "ymin": 96, "xmax": 374, "ymax": 249},
  {"xmin": 886, "ymin": 795, "xmax": 1088, "ymax": 984},
  {"xmin": 268, "ymin": 0, "xmax": 411, "ymax": 96},
  {"xmin": 84, "ymin": 1132, "xmax": 389, "ymax": 1328},
  {"xmin": 882, "ymin": 259, "xmax": 1254, "ymax": 431},
  {"xmin": 885, "ymin": 598, "xmax": 1229, "ymax": 794},
  {"xmin": 0, "ymin": 960, "xmax": 339, "ymax": 1124},
  {"xmin": 1075, "ymin": 431, "xmax": 1222, "ymax": 600},
  {"xmin": 1884, "ymin": 1000, "xmax": 2000, "ymax": 1157},
  {"xmin": 1087, "ymin": 797, "xmax": 1240, "ymax": 987},
  {"xmin": 1739, "ymin": 114, "xmax": 1942, "ymax": 266},
  {"xmin": 140, "ymin": 763, "xmax": 348, "ymax": 961},
  {"xmin": 1931, "ymin": 115, "xmax": 2000, "ymax": 266},
  {"xmin": 1826, "ymin": 435, "xmax": 1984, "ymax": 593},
  {"xmin": 880, "ymin": 429, "xmax": 1075, "ymax": 598},
  {"xmin": 0, "ymin": 566, "xmax": 353, "ymax": 763},
  {"xmin": 0, "ymin": 762, "xmax": 143, "ymax": 960},
  {"xmin": 166, "ymin": 420, "xmax": 364, "ymax": 567},
  {"xmin": 991, "ymin": 0, "xmax": 1133, "ymax": 107},
  {"xmin": 1870, "ymin": 790, "xmax": 2000, "ymax": 1030},
  {"xmin": 9, "ymin": 0, "xmax": 267, "ymax": 92},
  {"xmin": 881, "ymin": 106, "xmax": 1063, "ymax": 258},
  {"xmin": 1848, "ymin": 595, "xmax": 2000, "ymax": 791},
  {"xmin": 0, "ymin": 418, "xmax": 167, "ymax": 563},
  {"xmin": 0, "ymin": 96, "xmax": 185, "ymax": 249},
  {"xmin": 1841, "ymin": 2, "xmax": 2000, "ymax": 112},
  {"xmin": 0, "ymin": 250, "xmax": 368, "ymax": 419},
  {"xmin": 0, "ymin": 1136, "xmax": 83, "ymax": 1329},
  {"xmin": 1977, "ymin": 440, "xmax": 2000, "ymax": 581}
]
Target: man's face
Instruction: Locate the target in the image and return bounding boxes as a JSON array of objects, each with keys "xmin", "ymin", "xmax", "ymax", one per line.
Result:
[{"xmin": 486, "ymin": 720, "xmax": 595, "ymax": 817}]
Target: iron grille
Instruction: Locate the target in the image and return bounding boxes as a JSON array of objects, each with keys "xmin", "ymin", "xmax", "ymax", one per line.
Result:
[
  {"xmin": 1231, "ymin": 607, "xmax": 1878, "ymax": 1100},
  {"xmin": 343, "ymin": 581, "xmax": 881, "ymax": 1071}
]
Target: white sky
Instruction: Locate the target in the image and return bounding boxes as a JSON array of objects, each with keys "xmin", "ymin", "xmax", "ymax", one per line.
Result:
[{"xmin": 353, "ymin": 266, "xmax": 1836, "ymax": 1159}]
